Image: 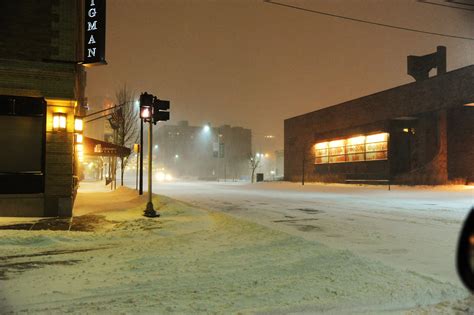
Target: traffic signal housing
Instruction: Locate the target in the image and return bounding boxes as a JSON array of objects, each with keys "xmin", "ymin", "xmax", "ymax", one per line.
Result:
[
  {"xmin": 139, "ymin": 92, "xmax": 154, "ymax": 119},
  {"xmin": 152, "ymin": 97, "xmax": 170, "ymax": 124}
]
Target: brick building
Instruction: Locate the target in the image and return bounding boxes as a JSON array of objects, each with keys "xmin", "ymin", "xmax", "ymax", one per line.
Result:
[
  {"xmin": 284, "ymin": 47, "xmax": 474, "ymax": 185},
  {"xmin": 155, "ymin": 121, "xmax": 252, "ymax": 180},
  {"xmin": 0, "ymin": 1, "xmax": 87, "ymax": 216}
]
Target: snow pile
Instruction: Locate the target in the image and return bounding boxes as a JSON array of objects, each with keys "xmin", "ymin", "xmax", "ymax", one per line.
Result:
[{"xmin": 0, "ymin": 193, "xmax": 469, "ymax": 314}]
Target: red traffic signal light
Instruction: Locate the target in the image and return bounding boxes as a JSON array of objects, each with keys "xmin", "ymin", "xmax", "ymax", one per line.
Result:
[{"xmin": 139, "ymin": 92, "xmax": 153, "ymax": 119}]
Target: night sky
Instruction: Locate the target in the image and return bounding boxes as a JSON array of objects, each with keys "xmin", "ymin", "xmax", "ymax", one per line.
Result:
[{"xmin": 85, "ymin": 0, "xmax": 474, "ymax": 151}]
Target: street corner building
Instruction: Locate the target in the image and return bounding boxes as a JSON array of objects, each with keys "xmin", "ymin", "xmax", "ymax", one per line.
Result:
[
  {"xmin": 284, "ymin": 47, "xmax": 474, "ymax": 185},
  {"xmin": 0, "ymin": 1, "xmax": 89, "ymax": 217}
]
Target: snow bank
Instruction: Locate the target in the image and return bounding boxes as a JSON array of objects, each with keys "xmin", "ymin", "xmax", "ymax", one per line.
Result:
[{"xmin": 0, "ymin": 194, "xmax": 469, "ymax": 314}]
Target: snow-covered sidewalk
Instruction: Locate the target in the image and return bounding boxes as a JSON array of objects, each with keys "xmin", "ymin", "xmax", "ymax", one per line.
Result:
[{"xmin": 0, "ymin": 183, "xmax": 471, "ymax": 313}]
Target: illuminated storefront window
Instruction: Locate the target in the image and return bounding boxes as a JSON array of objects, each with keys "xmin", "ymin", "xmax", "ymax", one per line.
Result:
[
  {"xmin": 328, "ymin": 139, "xmax": 346, "ymax": 163},
  {"xmin": 365, "ymin": 133, "xmax": 388, "ymax": 161},
  {"xmin": 315, "ymin": 142, "xmax": 329, "ymax": 164},
  {"xmin": 314, "ymin": 132, "xmax": 389, "ymax": 164}
]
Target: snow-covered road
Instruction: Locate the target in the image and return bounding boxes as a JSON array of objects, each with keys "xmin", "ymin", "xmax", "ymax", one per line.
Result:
[
  {"xmin": 1, "ymin": 179, "xmax": 472, "ymax": 313},
  {"xmin": 129, "ymin": 176, "xmax": 473, "ymax": 287}
]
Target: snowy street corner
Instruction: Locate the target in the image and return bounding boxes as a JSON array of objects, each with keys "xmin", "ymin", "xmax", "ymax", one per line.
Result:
[{"xmin": 0, "ymin": 185, "xmax": 470, "ymax": 314}]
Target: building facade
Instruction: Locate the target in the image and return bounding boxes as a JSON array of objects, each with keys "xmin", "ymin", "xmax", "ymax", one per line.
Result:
[
  {"xmin": 154, "ymin": 121, "xmax": 252, "ymax": 180},
  {"xmin": 285, "ymin": 48, "xmax": 474, "ymax": 185},
  {"xmin": 0, "ymin": 1, "xmax": 87, "ymax": 216}
]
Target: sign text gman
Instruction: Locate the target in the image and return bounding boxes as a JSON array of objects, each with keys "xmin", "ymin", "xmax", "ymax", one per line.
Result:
[{"xmin": 83, "ymin": 0, "xmax": 106, "ymax": 65}]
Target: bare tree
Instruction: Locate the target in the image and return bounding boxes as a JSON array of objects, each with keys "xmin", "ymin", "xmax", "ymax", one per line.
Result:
[
  {"xmin": 249, "ymin": 153, "xmax": 261, "ymax": 183},
  {"xmin": 111, "ymin": 84, "xmax": 139, "ymax": 186}
]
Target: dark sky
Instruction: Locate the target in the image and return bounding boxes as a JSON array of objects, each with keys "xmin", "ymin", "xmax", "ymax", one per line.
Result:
[{"xmin": 85, "ymin": 0, "xmax": 474, "ymax": 151}]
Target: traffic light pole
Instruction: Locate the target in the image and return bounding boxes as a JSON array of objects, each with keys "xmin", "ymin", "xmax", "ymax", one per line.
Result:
[
  {"xmin": 144, "ymin": 119, "xmax": 158, "ymax": 217},
  {"xmin": 139, "ymin": 118, "xmax": 143, "ymax": 195},
  {"xmin": 138, "ymin": 91, "xmax": 169, "ymax": 218}
]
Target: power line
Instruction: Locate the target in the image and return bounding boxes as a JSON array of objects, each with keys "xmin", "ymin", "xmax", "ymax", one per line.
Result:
[
  {"xmin": 418, "ymin": 0, "xmax": 474, "ymax": 12},
  {"xmin": 263, "ymin": 0, "xmax": 474, "ymax": 41},
  {"xmin": 450, "ymin": 0, "xmax": 474, "ymax": 7}
]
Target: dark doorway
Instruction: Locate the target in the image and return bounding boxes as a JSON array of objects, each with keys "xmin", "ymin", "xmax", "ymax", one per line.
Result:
[{"xmin": 390, "ymin": 125, "xmax": 416, "ymax": 175}]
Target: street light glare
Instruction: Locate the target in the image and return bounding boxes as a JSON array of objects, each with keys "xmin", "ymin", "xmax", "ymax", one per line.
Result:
[{"xmin": 203, "ymin": 125, "xmax": 210, "ymax": 132}]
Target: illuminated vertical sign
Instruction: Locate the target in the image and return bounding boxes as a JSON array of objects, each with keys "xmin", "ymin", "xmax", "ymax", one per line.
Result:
[{"xmin": 83, "ymin": 0, "xmax": 106, "ymax": 66}]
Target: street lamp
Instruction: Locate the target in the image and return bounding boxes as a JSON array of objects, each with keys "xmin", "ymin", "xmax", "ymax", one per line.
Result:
[{"xmin": 203, "ymin": 124, "xmax": 210, "ymax": 133}]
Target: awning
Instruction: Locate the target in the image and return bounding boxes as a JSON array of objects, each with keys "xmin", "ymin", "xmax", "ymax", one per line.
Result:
[{"xmin": 83, "ymin": 136, "xmax": 131, "ymax": 157}]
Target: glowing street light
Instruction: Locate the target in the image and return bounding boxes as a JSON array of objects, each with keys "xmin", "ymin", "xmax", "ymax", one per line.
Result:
[{"xmin": 203, "ymin": 124, "xmax": 210, "ymax": 133}]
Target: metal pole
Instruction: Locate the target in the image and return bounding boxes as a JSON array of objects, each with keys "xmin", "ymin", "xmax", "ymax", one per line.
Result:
[
  {"xmin": 302, "ymin": 149, "xmax": 305, "ymax": 186},
  {"xmin": 135, "ymin": 151, "xmax": 139, "ymax": 190},
  {"xmin": 139, "ymin": 118, "xmax": 144, "ymax": 195},
  {"xmin": 144, "ymin": 119, "xmax": 158, "ymax": 217}
]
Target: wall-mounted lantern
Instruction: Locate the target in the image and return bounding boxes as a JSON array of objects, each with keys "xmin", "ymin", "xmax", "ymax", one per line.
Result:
[
  {"xmin": 52, "ymin": 112, "xmax": 67, "ymax": 131},
  {"xmin": 75, "ymin": 133, "xmax": 83, "ymax": 144},
  {"xmin": 74, "ymin": 116, "xmax": 83, "ymax": 132}
]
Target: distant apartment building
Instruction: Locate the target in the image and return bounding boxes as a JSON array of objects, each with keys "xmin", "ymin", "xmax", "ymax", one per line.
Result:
[
  {"xmin": 275, "ymin": 150, "xmax": 284, "ymax": 177},
  {"xmin": 154, "ymin": 121, "xmax": 252, "ymax": 180}
]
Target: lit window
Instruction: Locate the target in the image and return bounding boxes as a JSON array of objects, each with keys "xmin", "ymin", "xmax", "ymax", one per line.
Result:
[
  {"xmin": 314, "ymin": 142, "xmax": 329, "ymax": 164},
  {"xmin": 314, "ymin": 132, "xmax": 388, "ymax": 164},
  {"xmin": 366, "ymin": 133, "xmax": 388, "ymax": 143},
  {"xmin": 52, "ymin": 112, "xmax": 67, "ymax": 131},
  {"xmin": 365, "ymin": 133, "xmax": 388, "ymax": 161},
  {"xmin": 328, "ymin": 139, "xmax": 346, "ymax": 163}
]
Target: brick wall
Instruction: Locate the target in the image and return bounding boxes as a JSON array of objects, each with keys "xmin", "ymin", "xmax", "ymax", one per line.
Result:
[
  {"xmin": 0, "ymin": 1, "xmax": 83, "ymax": 216},
  {"xmin": 448, "ymin": 107, "xmax": 474, "ymax": 183}
]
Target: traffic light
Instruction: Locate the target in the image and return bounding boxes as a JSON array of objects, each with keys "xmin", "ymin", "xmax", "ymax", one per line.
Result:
[
  {"xmin": 139, "ymin": 92, "xmax": 153, "ymax": 119},
  {"xmin": 152, "ymin": 97, "xmax": 170, "ymax": 124}
]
